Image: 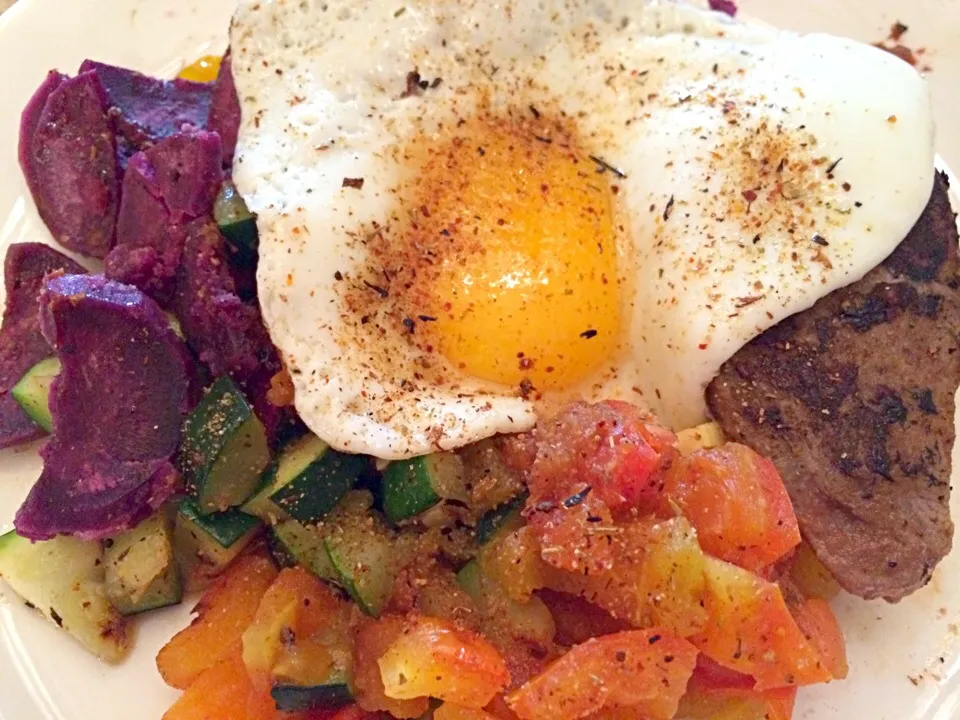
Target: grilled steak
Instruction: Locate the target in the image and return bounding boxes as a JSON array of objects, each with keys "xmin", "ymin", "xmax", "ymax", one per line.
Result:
[{"xmin": 707, "ymin": 172, "xmax": 959, "ymax": 602}]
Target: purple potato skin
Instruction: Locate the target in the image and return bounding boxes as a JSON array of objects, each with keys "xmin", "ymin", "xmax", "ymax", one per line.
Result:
[
  {"xmin": 105, "ymin": 131, "xmax": 223, "ymax": 303},
  {"xmin": 208, "ymin": 49, "xmax": 241, "ymax": 164},
  {"xmin": 0, "ymin": 243, "xmax": 85, "ymax": 449},
  {"xmin": 18, "ymin": 71, "xmax": 67, "ymax": 202},
  {"xmin": 79, "ymin": 59, "xmax": 213, "ymax": 166},
  {"xmin": 14, "ymin": 275, "xmax": 193, "ymax": 541},
  {"xmin": 173, "ymin": 218, "xmax": 274, "ymax": 381},
  {"xmin": 19, "ymin": 72, "xmax": 119, "ymax": 258}
]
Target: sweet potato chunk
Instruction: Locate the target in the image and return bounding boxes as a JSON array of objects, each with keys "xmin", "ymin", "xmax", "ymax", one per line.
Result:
[{"xmin": 157, "ymin": 553, "xmax": 277, "ymax": 689}]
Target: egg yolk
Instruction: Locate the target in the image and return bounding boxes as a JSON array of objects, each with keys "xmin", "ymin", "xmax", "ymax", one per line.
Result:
[
  {"xmin": 406, "ymin": 115, "xmax": 621, "ymax": 391},
  {"xmin": 178, "ymin": 55, "xmax": 222, "ymax": 83}
]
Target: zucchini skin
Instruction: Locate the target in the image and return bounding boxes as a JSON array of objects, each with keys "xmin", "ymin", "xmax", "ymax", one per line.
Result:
[
  {"xmin": 10, "ymin": 356, "xmax": 60, "ymax": 433},
  {"xmin": 475, "ymin": 492, "xmax": 528, "ymax": 544},
  {"xmin": 177, "ymin": 375, "xmax": 271, "ymax": 514},
  {"xmin": 270, "ymin": 684, "xmax": 353, "ymax": 712}
]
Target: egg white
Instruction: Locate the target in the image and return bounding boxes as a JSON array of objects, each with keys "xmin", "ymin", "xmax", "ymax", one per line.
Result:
[{"xmin": 231, "ymin": 0, "xmax": 934, "ymax": 458}]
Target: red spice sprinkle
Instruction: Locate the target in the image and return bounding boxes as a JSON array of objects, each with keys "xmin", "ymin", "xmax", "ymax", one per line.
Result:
[{"xmin": 343, "ymin": 177, "xmax": 365, "ymax": 189}]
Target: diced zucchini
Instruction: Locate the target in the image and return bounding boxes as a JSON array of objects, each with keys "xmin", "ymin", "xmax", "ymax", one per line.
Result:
[
  {"xmin": 173, "ymin": 499, "xmax": 262, "ymax": 592},
  {"xmin": 178, "ymin": 375, "xmax": 271, "ymax": 513},
  {"xmin": 381, "ymin": 452, "xmax": 466, "ymax": 523},
  {"xmin": 458, "ymin": 437, "xmax": 527, "ymax": 514},
  {"xmin": 475, "ymin": 492, "xmax": 528, "ymax": 545},
  {"xmin": 11, "ymin": 356, "xmax": 60, "ymax": 433},
  {"xmin": 214, "ymin": 180, "xmax": 258, "ymax": 260},
  {"xmin": 244, "ymin": 433, "xmax": 366, "ymax": 525},
  {"xmin": 270, "ymin": 519, "xmax": 337, "ymax": 582},
  {"xmin": 270, "ymin": 681, "xmax": 353, "ymax": 713},
  {"xmin": 0, "ymin": 531, "xmax": 131, "ymax": 662},
  {"xmin": 323, "ymin": 494, "xmax": 396, "ymax": 617},
  {"xmin": 105, "ymin": 511, "xmax": 181, "ymax": 615}
]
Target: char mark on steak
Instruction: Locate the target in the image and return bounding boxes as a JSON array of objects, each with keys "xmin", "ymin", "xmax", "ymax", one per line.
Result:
[{"xmin": 707, "ymin": 171, "xmax": 959, "ymax": 602}]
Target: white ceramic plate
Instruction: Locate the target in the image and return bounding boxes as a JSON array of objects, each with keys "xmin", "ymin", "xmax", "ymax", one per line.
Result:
[{"xmin": 2, "ymin": 1, "xmax": 960, "ymax": 718}]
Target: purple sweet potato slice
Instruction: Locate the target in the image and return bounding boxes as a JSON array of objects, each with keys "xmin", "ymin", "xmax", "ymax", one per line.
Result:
[
  {"xmin": 14, "ymin": 274, "xmax": 193, "ymax": 540},
  {"xmin": 105, "ymin": 131, "xmax": 223, "ymax": 302},
  {"xmin": 708, "ymin": 0, "xmax": 737, "ymax": 15},
  {"xmin": 18, "ymin": 71, "xmax": 67, "ymax": 201},
  {"xmin": 79, "ymin": 60, "xmax": 213, "ymax": 164},
  {"xmin": 208, "ymin": 50, "xmax": 240, "ymax": 164},
  {"xmin": 173, "ymin": 218, "xmax": 276, "ymax": 382},
  {"xmin": 0, "ymin": 243, "xmax": 85, "ymax": 449},
  {"xmin": 20, "ymin": 72, "xmax": 119, "ymax": 258}
]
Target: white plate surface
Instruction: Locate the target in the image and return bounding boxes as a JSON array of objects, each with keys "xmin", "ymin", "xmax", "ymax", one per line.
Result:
[{"xmin": 1, "ymin": 1, "xmax": 960, "ymax": 719}]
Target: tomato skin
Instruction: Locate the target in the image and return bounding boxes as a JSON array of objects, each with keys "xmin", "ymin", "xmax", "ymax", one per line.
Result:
[
  {"xmin": 530, "ymin": 401, "xmax": 676, "ymax": 511},
  {"xmin": 506, "ymin": 629, "xmax": 697, "ymax": 720},
  {"xmin": 692, "ymin": 558, "xmax": 831, "ymax": 691},
  {"xmin": 379, "ymin": 616, "xmax": 510, "ymax": 708},
  {"xmin": 690, "ymin": 656, "xmax": 755, "ymax": 692},
  {"xmin": 524, "ymin": 402, "xmax": 676, "ymax": 572},
  {"xmin": 791, "ymin": 598, "xmax": 848, "ymax": 680},
  {"xmin": 663, "ymin": 444, "xmax": 800, "ymax": 572}
]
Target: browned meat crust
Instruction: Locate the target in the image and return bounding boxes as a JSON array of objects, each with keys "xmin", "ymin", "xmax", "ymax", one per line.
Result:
[{"xmin": 706, "ymin": 172, "xmax": 959, "ymax": 602}]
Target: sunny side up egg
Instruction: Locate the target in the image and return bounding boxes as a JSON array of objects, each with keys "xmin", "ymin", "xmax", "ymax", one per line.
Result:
[{"xmin": 231, "ymin": 0, "xmax": 934, "ymax": 459}]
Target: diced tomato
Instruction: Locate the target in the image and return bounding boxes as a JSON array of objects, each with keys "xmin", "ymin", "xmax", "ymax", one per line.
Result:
[
  {"xmin": 163, "ymin": 649, "xmax": 301, "ymax": 720},
  {"xmin": 791, "ymin": 598, "xmax": 848, "ymax": 680},
  {"xmin": 379, "ymin": 616, "xmax": 510, "ymax": 708},
  {"xmin": 537, "ymin": 589, "xmax": 630, "ymax": 647},
  {"xmin": 241, "ymin": 566, "xmax": 350, "ymax": 686},
  {"xmin": 506, "ymin": 629, "xmax": 697, "ymax": 720},
  {"xmin": 679, "ymin": 652, "xmax": 797, "ymax": 719},
  {"xmin": 690, "ymin": 656, "xmax": 755, "ymax": 691},
  {"xmin": 678, "ymin": 684, "xmax": 797, "ymax": 720},
  {"xmin": 692, "ymin": 558, "xmax": 832, "ymax": 690},
  {"xmin": 663, "ymin": 444, "xmax": 800, "ymax": 572},
  {"xmin": 530, "ymin": 401, "xmax": 676, "ymax": 511},
  {"xmin": 353, "ymin": 615, "xmax": 430, "ymax": 718},
  {"xmin": 484, "ymin": 695, "xmax": 522, "ymax": 720},
  {"xmin": 496, "ymin": 432, "xmax": 538, "ymax": 477},
  {"xmin": 545, "ymin": 516, "xmax": 709, "ymax": 637},
  {"xmin": 157, "ymin": 553, "xmax": 278, "ymax": 690},
  {"xmin": 528, "ymin": 497, "xmax": 618, "ymax": 574},
  {"xmin": 435, "ymin": 703, "xmax": 502, "ymax": 720},
  {"xmin": 316, "ymin": 707, "xmax": 391, "ymax": 720},
  {"xmin": 523, "ymin": 402, "xmax": 677, "ymax": 573}
]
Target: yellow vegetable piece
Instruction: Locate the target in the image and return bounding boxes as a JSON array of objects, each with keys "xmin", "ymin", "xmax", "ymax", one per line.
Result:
[{"xmin": 178, "ymin": 54, "xmax": 222, "ymax": 83}]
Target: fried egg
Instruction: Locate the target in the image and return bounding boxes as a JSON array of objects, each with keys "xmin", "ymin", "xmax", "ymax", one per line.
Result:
[{"xmin": 231, "ymin": 0, "xmax": 934, "ymax": 459}]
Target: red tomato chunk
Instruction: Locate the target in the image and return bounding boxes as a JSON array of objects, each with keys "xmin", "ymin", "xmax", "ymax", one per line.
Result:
[
  {"xmin": 507, "ymin": 629, "xmax": 697, "ymax": 720},
  {"xmin": 662, "ymin": 444, "xmax": 801, "ymax": 572}
]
